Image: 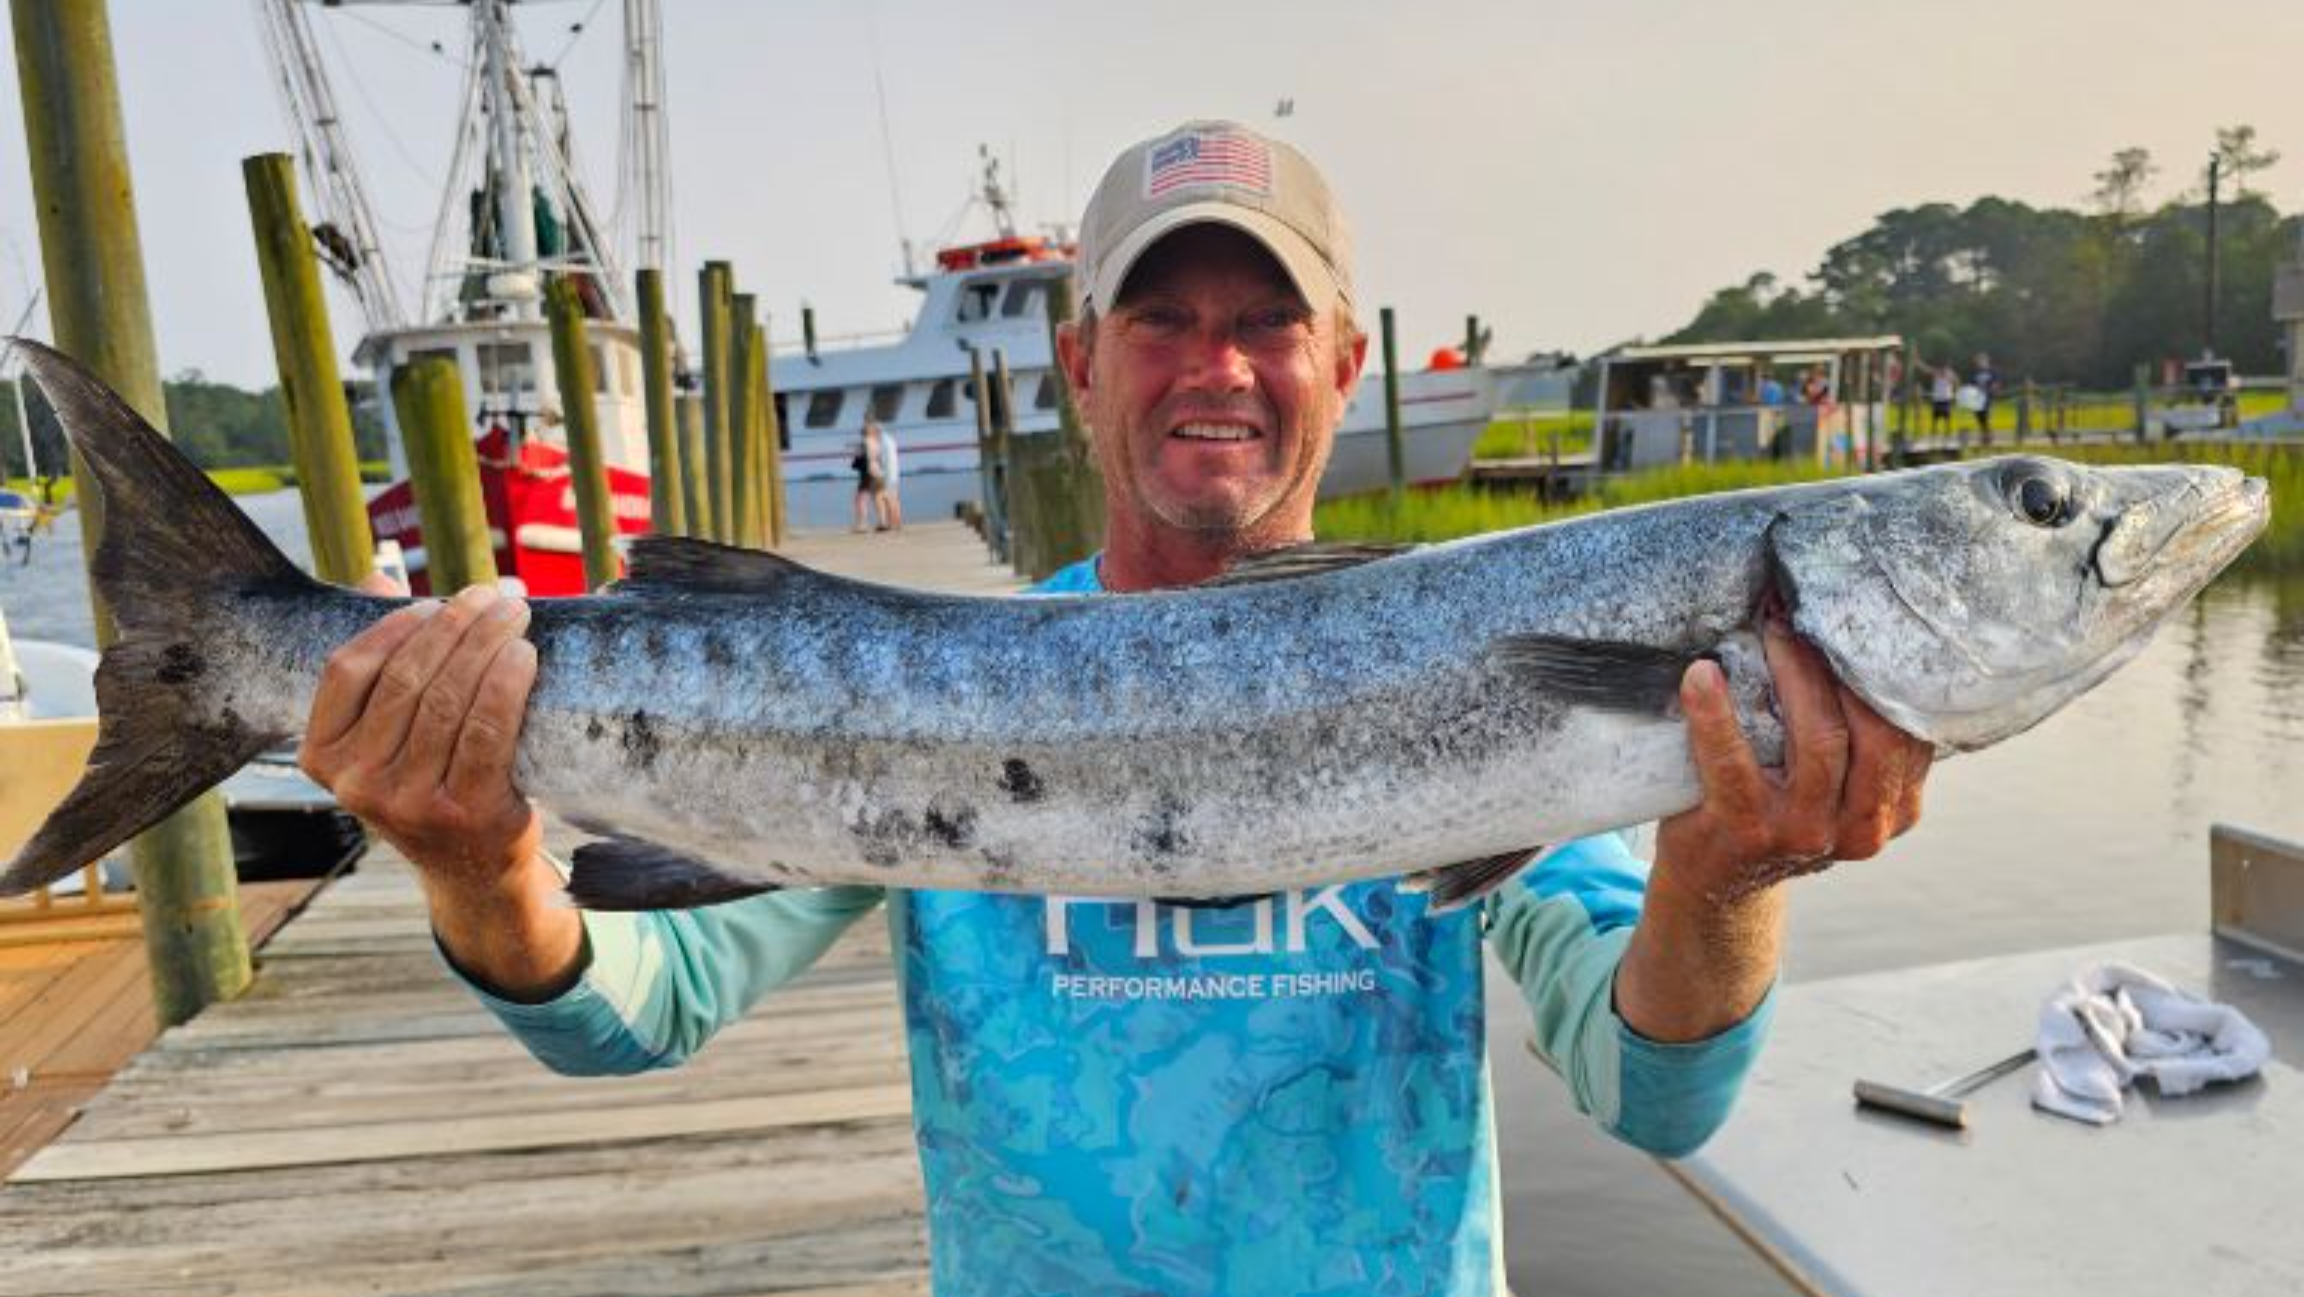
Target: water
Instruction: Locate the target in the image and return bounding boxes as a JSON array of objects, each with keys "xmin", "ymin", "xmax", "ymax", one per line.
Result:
[{"xmin": 7, "ymin": 492, "xmax": 2301, "ymax": 1294}]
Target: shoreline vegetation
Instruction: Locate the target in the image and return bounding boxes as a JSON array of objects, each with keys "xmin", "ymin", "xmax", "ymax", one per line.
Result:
[
  {"xmin": 4, "ymin": 461, "xmax": 390, "ymax": 504},
  {"xmin": 1317, "ymin": 439, "xmax": 2301, "ymax": 576}
]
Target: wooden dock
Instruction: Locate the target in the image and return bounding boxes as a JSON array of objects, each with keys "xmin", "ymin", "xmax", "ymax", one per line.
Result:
[{"xmin": 0, "ymin": 522, "xmax": 1025, "ymax": 1295}]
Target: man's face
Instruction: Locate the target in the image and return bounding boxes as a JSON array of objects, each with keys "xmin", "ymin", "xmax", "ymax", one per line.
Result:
[{"xmin": 1062, "ymin": 225, "xmax": 1364, "ymax": 544}]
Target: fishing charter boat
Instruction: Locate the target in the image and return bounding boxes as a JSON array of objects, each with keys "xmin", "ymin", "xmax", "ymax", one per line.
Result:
[
  {"xmin": 768, "ymin": 155, "xmax": 1510, "ymax": 531},
  {"xmin": 260, "ymin": 0, "xmax": 661, "ymax": 595}
]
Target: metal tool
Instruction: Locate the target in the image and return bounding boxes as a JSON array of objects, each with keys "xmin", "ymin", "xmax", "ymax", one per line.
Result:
[{"xmin": 1853, "ymin": 1048, "xmax": 2037, "ymax": 1129}]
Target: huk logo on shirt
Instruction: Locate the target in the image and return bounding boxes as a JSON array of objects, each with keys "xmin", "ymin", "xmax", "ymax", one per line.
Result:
[{"xmin": 1043, "ymin": 886, "xmax": 1381, "ymax": 959}]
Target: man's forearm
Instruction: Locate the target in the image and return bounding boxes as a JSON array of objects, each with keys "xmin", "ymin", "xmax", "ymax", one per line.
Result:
[
  {"xmin": 419, "ymin": 851, "xmax": 587, "ymax": 1004},
  {"xmin": 1613, "ymin": 868, "xmax": 1784, "ymax": 1043}
]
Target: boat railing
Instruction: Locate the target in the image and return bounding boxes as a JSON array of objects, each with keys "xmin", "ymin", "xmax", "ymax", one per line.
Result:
[{"xmin": 767, "ymin": 327, "xmax": 913, "ymax": 359}]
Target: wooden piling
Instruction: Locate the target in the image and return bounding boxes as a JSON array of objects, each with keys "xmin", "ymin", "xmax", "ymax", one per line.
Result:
[
  {"xmin": 2133, "ymin": 362, "xmax": 2152, "ymax": 443},
  {"xmin": 698, "ymin": 261, "xmax": 734, "ymax": 541},
  {"xmin": 753, "ymin": 322, "xmax": 785, "ymax": 546},
  {"xmin": 634, "ymin": 268, "xmax": 686, "ymax": 536},
  {"xmin": 544, "ymin": 278, "xmax": 621, "ymax": 588},
  {"xmin": 389, "ymin": 357, "xmax": 498, "ymax": 594},
  {"xmin": 728, "ymin": 293, "xmax": 759, "ymax": 549},
  {"xmin": 968, "ymin": 346, "xmax": 1007, "ymax": 562},
  {"xmin": 242, "ymin": 151, "xmax": 373, "ymax": 587},
  {"xmin": 14, "ymin": 0, "xmax": 249, "ymax": 1025},
  {"xmin": 1381, "ymin": 307, "xmax": 1406, "ymax": 506},
  {"xmin": 1036, "ymin": 272, "xmax": 1104, "ymax": 573},
  {"xmin": 677, "ymin": 390, "xmax": 708, "ymax": 536},
  {"xmin": 991, "ymin": 348, "xmax": 1035, "ymax": 577}
]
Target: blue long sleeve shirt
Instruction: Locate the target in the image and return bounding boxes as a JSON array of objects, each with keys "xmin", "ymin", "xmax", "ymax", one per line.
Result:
[{"xmin": 463, "ymin": 554, "xmax": 1773, "ymax": 1296}]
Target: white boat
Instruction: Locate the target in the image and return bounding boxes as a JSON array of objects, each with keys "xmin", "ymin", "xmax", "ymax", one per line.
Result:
[{"xmin": 768, "ymin": 161, "xmax": 1507, "ymax": 532}]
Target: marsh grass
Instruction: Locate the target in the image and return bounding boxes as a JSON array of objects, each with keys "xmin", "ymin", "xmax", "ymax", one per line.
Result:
[
  {"xmin": 1473, "ymin": 410, "xmax": 1595, "ymax": 460},
  {"xmin": 5, "ymin": 460, "xmax": 392, "ymax": 505},
  {"xmin": 1316, "ymin": 459, "xmax": 1850, "ymax": 544},
  {"xmin": 1318, "ymin": 441, "xmax": 2299, "ymax": 576}
]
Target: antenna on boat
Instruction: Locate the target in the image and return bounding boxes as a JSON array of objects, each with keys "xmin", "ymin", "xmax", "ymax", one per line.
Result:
[
  {"xmin": 863, "ymin": 1, "xmax": 914, "ymax": 278},
  {"xmin": 978, "ymin": 145, "xmax": 1018, "ymax": 241}
]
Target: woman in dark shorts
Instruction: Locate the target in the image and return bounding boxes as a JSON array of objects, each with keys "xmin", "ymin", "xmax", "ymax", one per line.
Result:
[{"xmin": 852, "ymin": 420, "xmax": 887, "ymax": 532}]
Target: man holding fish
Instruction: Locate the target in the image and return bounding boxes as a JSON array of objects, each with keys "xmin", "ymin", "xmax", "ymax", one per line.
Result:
[{"xmin": 307, "ymin": 122, "xmax": 1932, "ymax": 1293}]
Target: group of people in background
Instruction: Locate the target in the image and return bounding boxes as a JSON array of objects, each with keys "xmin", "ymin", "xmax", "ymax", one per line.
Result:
[
  {"xmin": 851, "ymin": 420, "xmax": 903, "ymax": 533},
  {"xmin": 1926, "ymin": 353, "xmax": 2001, "ymax": 438}
]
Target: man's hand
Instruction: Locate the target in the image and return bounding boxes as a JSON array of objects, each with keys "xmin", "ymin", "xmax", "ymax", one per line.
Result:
[
  {"xmin": 299, "ymin": 576, "xmax": 582, "ymax": 1001},
  {"xmin": 1660, "ymin": 620, "xmax": 1932, "ymax": 902},
  {"xmin": 1617, "ymin": 620, "xmax": 1934, "ymax": 1042}
]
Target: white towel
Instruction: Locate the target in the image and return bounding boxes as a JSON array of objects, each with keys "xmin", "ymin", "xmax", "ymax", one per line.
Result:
[{"xmin": 2031, "ymin": 962, "xmax": 2272, "ymax": 1125}]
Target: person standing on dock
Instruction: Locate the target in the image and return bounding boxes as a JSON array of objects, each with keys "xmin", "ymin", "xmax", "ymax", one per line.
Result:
[
  {"xmin": 852, "ymin": 420, "xmax": 888, "ymax": 532},
  {"xmin": 301, "ymin": 118, "xmax": 1936, "ymax": 1297},
  {"xmin": 876, "ymin": 422, "xmax": 904, "ymax": 532},
  {"xmin": 1969, "ymin": 352, "xmax": 2000, "ymax": 442}
]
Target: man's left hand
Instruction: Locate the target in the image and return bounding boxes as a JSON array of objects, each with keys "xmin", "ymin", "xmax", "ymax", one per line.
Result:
[{"xmin": 1658, "ymin": 619, "xmax": 1934, "ymax": 903}]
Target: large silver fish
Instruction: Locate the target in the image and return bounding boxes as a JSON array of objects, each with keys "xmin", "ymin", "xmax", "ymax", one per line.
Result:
[{"xmin": 0, "ymin": 341, "xmax": 2269, "ymax": 911}]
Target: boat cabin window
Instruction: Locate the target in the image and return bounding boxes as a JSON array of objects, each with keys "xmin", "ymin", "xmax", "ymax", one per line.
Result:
[
  {"xmin": 1033, "ymin": 373, "xmax": 1060, "ymax": 410},
  {"xmin": 804, "ymin": 388, "xmax": 846, "ymax": 429},
  {"xmin": 956, "ymin": 281, "xmax": 1001, "ymax": 324},
  {"xmin": 869, "ymin": 384, "xmax": 906, "ymax": 423},
  {"xmin": 925, "ymin": 378, "xmax": 958, "ymax": 419},
  {"xmin": 1001, "ymin": 282, "xmax": 1045, "ymax": 319},
  {"xmin": 477, "ymin": 342, "xmax": 536, "ymax": 397}
]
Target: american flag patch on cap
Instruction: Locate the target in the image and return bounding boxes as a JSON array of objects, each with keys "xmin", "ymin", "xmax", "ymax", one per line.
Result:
[{"xmin": 1144, "ymin": 127, "xmax": 1273, "ymax": 199}]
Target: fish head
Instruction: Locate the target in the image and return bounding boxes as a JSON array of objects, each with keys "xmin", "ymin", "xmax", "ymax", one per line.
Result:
[{"xmin": 1767, "ymin": 455, "xmax": 2268, "ymax": 751}]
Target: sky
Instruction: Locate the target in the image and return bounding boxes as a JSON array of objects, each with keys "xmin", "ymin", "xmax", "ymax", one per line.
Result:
[{"xmin": 3, "ymin": 0, "xmax": 2302, "ymax": 389}]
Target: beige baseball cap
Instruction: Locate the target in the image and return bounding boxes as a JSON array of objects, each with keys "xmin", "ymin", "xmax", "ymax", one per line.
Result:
[{"xmin": 1077, "ymin": 119, "xmax": 1353, "ymax": 316}]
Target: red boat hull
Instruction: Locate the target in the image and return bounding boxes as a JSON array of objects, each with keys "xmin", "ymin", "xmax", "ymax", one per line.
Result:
[{"xmin": 366, "ymin": 426, "xmax": 652, "ymax": 597}]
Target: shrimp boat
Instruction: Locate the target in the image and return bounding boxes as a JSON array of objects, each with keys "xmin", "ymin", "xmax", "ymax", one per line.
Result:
[
  {"xmin": 766, "ymin": 157, "xmax": 1512, "ymax": 531},
  {"xmin": 261, "ymin": 0, "xmax": 659, "ymax": 595}
]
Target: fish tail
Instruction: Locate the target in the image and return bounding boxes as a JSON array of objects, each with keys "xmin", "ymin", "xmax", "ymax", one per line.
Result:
[{"xmin": 0, "ymin": 339, "xmax": 311, "ymax": 896}]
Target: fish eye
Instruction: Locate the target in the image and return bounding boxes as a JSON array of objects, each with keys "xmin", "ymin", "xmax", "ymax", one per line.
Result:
[{"xmin": 2010, "ymin": 472, "xmax": 2071, "ymax": 527}]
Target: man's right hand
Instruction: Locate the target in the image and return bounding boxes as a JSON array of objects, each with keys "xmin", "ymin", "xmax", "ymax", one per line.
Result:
[{"xmin": 298, "ymin": 576, "xmax": 584, "ymax": 1001}]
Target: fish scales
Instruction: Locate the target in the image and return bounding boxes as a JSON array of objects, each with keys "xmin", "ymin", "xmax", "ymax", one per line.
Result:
[{"xmin": 0, "ymin": 340, "xmax": 2269, "ymax": 910}]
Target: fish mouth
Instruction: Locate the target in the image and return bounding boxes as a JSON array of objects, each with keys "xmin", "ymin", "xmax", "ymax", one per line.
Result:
[{"xmin": 2102, "ymin": 472, "xmax": 2270, "ymax": 588}]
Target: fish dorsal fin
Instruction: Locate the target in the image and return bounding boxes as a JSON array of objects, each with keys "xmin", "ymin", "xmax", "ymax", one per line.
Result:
[
  {"xmin": 1200, "ymin": 541, "xmax": 1418, "ymax": 588},
  {"xmin": 610, "ymin": 535, "xmax": 825, "ymax": 597},
  {"xmin": 1401, "ymin": 844, "xmax": 1562, "ymax": 913}
]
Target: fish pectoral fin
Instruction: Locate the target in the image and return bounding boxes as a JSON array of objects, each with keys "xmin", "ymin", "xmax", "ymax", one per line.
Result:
[
  {"xmin": 1200, "ymin": 540, "xmax": 1419, "ymax": 587},
  {"xmin": 1402, "ymin": 845, "xmax": 1560, "ymax": 914},
  {"xmin": 565, "ymin": 837, "xmax": 782, "ymax": 911},
  {"xmin": 1490, "ymin": 634, "xmax": 1704, "ymax": 716}
]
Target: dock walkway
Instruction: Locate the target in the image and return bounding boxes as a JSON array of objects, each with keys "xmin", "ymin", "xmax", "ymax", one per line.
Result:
[{"xmin": 0, "ymin": 522, "xmax": 1025, "ymax": 1296}]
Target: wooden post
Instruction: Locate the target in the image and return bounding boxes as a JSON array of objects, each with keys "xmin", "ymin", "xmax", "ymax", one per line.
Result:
[
  {"xmin": 753, "ymin": 321, "xmax": 785, "ymax": 546},
  {"xmin": 2133, "ymin": 361, "xmax": 2152, "ymax": 444},
  {"xmin": 242, "ymin": 152, "xmax": 373, "ymax": 587},
  {"xmin": 634, "ymin": 268, "xmax": 686, "ymax": 536},
  {"xmin": 968, "ymin": 346, "xmax": 1006, "ymax": 562},
  {"xmin": 727, "ymin": 293, "xmax": 758, "ymax": 548},
  {"xmin": 991, "ymin": 348, "xmax": 1035, "ymax": 577},
  {"xmin": 802, "ymin": 303, "xmax": 818, "ymax": 360},
  {"xmin": 698, "ymin": 261, "xmax": 733, "ymax": 541},
  {"xmin": 2016, "ymin": 377, "xmax": 2034, "ymax": 445},
  {"xmin": 1895, "ymin": 344, "xmax": 1915, "ymax": 465},
  {"xmin": 1038, "ymin": 272, "xmax": 1104, "ymax": 571},
  {"xmin": 677, "ymin": 390, "xmax": 708, "ymax": 536},
  {"xmin": 1464, "ymin": 314, "xmax": 1482, "ymax": 366},
  {"xmin": 1381, "ymin": 307, "xmax": 1406, "ymax": 507},
  {"xmin": 15, "ymin": 0, "xmax": 249, "ymax": 1025},
  {"xmin": 389, "ymin": 358, "xmax": 498, "ymax": 594},
  {"xmin": 544, "ymin": 278, "xmax": 620, "ymax": 588}
]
